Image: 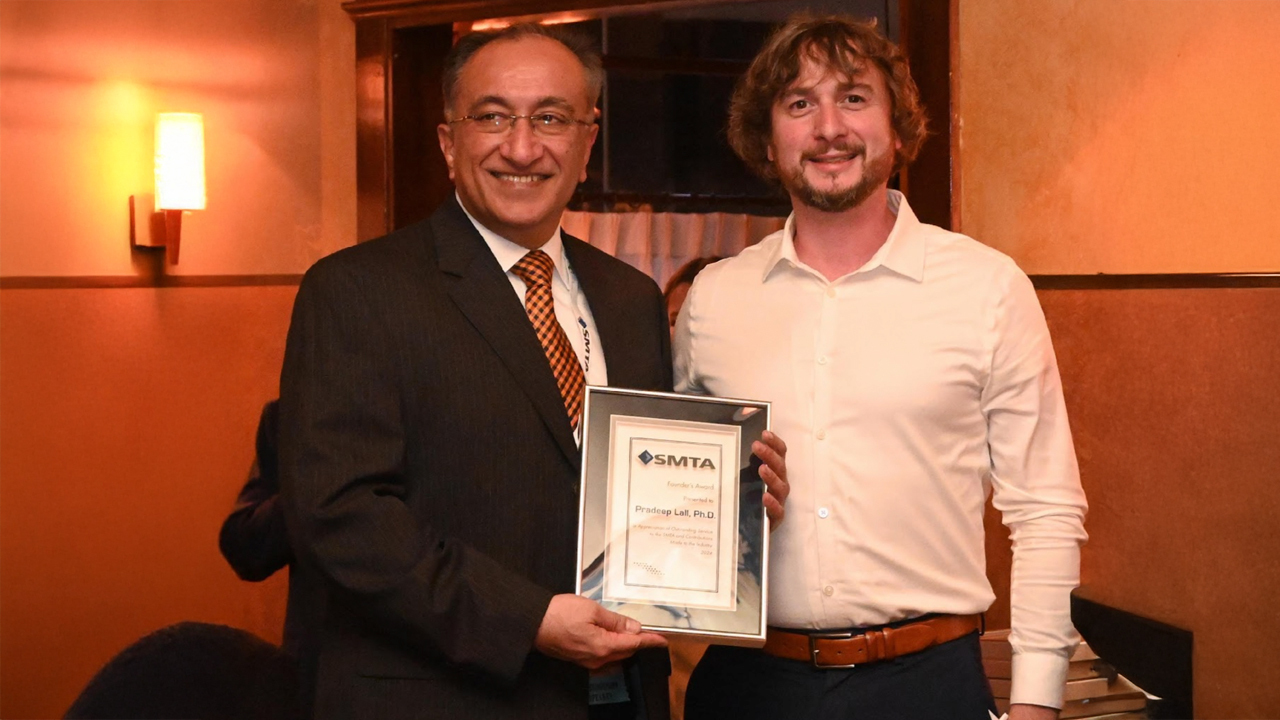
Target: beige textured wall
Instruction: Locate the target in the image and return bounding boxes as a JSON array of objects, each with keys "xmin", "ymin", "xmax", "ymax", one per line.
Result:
[
  {"xmin": 957, "ymin": 0, "xmax": 1280, "ymax": 274},
  {"xmin": 0, "ymin": 0, "xmax": 355, "ymax": 276}
]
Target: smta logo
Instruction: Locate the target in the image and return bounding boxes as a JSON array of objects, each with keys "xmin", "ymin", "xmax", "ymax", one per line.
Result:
[{"xmin": 637, "ymin": 449, "xmax": 716, "ymax": 470}]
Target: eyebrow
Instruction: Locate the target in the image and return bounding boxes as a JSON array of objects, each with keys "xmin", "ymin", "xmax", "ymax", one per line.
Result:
[
  {"xmin": 838, "ymin": 80, "xmax": 876, "ymax": 95},
  {"xmin": 468, "ymin": 95, "xmax": 577, "ymax": 112},
  {"xmin": 782, "ymin": 79, "xmax": 876, "ymax": 97}
]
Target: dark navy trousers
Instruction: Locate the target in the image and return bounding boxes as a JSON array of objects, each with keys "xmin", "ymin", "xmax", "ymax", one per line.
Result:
[{"xmin": 684, "ymin": 632, "xmax": 996, "ymax": 720}]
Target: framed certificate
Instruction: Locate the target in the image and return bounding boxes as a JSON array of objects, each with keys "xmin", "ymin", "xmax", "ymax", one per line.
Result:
[{"xmin": 575, "ymin": 386, "xmax": 770, "ymax": 645}]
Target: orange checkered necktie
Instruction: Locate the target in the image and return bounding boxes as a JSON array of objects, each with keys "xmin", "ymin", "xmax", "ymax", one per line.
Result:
[{"xmin": 510, "ymin": 249, "xmax": 586, "ymax": 430}]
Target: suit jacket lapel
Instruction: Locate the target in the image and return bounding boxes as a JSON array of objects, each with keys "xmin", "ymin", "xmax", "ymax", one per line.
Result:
[{"xmin": 430, "ymin": 199, "xmax": 580, "ymax": 468}]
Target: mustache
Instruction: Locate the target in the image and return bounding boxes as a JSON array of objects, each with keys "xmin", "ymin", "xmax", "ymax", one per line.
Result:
[{"xmin": 801, "ymin": 141, "xmax": 866, "ymax": 162}]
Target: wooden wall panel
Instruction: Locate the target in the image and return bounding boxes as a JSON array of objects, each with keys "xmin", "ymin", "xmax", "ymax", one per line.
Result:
[{"xmin": 983, "ymin": 286, "xmax": 1280, "ymax": 718}]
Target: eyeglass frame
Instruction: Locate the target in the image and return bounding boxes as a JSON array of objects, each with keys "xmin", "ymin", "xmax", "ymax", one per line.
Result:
[{"xmin": 446, "ymin": 112, "xmax": 595, "ymax": 136}]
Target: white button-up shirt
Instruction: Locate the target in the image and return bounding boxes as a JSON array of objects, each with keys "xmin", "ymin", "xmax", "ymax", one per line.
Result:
[{"xmin": 674, "ymin": 191, "xmax": 1087, "ymax": 709}]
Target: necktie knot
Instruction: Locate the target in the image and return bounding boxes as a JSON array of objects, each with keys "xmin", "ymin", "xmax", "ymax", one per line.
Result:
[{"xmin": 512, "ymin": 249, "xmax": 555, "ymax": 289}]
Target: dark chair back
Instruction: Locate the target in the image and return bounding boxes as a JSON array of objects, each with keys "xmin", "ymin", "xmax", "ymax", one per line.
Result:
[{"xmin": 64, "ymin": 621, "xmax": 300, "ymax": 720}]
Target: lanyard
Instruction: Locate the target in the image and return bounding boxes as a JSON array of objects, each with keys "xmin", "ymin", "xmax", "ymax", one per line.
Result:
[{"xmin": 577, "ymin": 316, "xmax": 591, "ymax": 374}]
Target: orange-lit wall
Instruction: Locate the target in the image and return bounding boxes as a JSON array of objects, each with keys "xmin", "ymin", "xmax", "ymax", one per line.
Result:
[
  {"xmin": 0, "ymin": 287, "xmax": 299, "ymax": 717},
  {"xmin": 1045, "ymin": 287, "xmax": 1280, "ymax": 719},
  {"xmin": 0, "ymin": 0, "xmax": 354, "ymax": 717},
  {"xmin": 959, "ymin": 1, "xmax": 1280, "ymax": 717},
  {"xmin": 958, "ymin": 0, "xmax": 1280, "ymax": 274},
  {"xmin": 982, "ymin": 287, "xmax": 1280, "ymax": 719},
  {"xmin": 0, "ymin": 0, "xmax": 355, "ymax": 276}
]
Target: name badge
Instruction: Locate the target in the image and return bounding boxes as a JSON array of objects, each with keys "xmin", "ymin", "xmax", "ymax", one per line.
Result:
[{"xmin": 588, "ymin": 671, "xmax": 630, "ymax": 705}]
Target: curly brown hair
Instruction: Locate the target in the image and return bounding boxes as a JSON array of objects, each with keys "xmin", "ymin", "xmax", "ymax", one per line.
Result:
[{"xmin": 728, "ymin": 15, "xmax": 928, "ymax": 181}]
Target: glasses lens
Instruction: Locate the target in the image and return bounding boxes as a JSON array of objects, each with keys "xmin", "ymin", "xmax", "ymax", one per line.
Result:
[
  {"xmin": 532, "ymin": 114, "xmax": 572, "ymax": 135},
  {"xmin": 464, "ymin": 113, "xmax": 585, "ymax": 136},
  {"xmin": 468, "ymin": 113, "xmax": 508, "ymax": 133}
]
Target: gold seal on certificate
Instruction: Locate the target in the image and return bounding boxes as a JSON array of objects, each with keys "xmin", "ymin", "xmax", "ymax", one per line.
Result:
[{"xmin": 576, "ymin": 387, "xmax": 770, "ymax": 646}]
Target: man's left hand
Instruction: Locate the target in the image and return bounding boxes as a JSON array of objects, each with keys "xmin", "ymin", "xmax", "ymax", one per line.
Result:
[
  {"xmin": 753, "ymin": 430, "xmax": 789, "ymax": 530},
  {"xmin": 1008, "ymin": 703, "xmax": 1059, "ymax": 720}
]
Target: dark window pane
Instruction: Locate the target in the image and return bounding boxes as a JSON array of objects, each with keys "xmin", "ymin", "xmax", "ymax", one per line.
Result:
[
  {"xmin": 606, "ymin": 17, "xmax": 772, "ymax": 62},
  {"xmin": 602, "ymin": 71, "xmax": 773, "ymax": 198}
]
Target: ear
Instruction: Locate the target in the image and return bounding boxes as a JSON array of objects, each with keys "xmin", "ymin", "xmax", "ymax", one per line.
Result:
[
  {"xmin": 437, "ymin": 123, "xmax": 457, "ymax": 180},
  {"xmin": 578, "ymin": 122, "xmax": 600, "ymax": 183},
  {"xmin": 766, "ymin": 142, "xmax": 775, "ymax": 162}
]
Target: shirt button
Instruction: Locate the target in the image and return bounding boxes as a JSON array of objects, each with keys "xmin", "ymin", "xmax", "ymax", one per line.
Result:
[
  {"xmin": 823, "ymin": 585, "xmax": 834, "ymax": 597},
  {"xmin": 816, "ymin": 429, "xmax": 827, "ymax": 440},
  {"xmin": 826, "ymin": 287, "xmax": 836, "ymax": 299},
  {"xmin": 817, "ymin": 356, "xmax": 828, "ymax": 365},
  {"xmin": 818, "ymin": 507, "xmax": 829, "ymax": 519}
]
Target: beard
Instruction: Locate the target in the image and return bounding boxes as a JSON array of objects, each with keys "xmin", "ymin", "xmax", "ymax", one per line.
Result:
[{"xmin": 776, "ymin": 140, "xmax": 895, "ymax": 213}]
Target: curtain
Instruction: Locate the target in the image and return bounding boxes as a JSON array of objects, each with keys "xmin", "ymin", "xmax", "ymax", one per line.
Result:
[{"xmin": 561, "ymin": 210, "xmax": 786, "ymax": 289}]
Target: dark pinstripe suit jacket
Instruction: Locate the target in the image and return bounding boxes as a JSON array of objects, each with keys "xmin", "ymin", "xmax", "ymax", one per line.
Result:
[{"xmin": 279, "ymin": 197, "xmax": 672, "ymax": 720}]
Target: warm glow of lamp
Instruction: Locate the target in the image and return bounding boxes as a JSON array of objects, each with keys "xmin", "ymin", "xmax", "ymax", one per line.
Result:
[
  {"xmin": 132, "ymin": 113, "xmax": 205, "ymax": 265},
  {"xmin": 156, "ymin": 113, "xmax": 205, "ymax": 210}
]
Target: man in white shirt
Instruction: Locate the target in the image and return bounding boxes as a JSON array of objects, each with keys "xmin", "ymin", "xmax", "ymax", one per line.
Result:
[{"xmin": 676, "ymin": 15, "xmax": 1087, "ymax": 720}]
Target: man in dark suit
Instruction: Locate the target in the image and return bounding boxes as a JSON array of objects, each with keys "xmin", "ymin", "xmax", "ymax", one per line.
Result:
[
  {"xmin": 279, "ymin": 23, "xmax": 787, "ymax": 720},
  {"xmin": 219, "ymin": 401, "xmax": 305, "ymax": 655},
  {"xmin": 218, "ymin": 399, "xmax": 323, "ymax": 716}
]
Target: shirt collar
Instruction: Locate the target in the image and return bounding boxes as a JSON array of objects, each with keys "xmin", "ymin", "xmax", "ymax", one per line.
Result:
[
  {"xmin": 457, "ymin": 192, "xmax": 571, "ymax": 288},
  {"xmin": 763, "ymin": 189, "xmax": 926, "ymax": 284}
]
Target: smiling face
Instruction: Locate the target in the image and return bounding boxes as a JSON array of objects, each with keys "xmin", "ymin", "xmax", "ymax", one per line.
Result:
[
  {"xmin": 437, "ymin": 35, "xmax": 599, "ymax": 248},
  {"xmin": 768, "ymin": 54, "xmax": 901, "ymax": 213}
]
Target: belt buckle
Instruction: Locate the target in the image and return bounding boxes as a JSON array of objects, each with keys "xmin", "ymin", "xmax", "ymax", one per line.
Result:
[{"xmin": 808, "ymin": 630, "xmax": 859, "ymax": 669}]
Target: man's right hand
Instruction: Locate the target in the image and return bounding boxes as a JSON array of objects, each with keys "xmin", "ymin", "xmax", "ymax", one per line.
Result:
[{"xmin": 534, "ymin": 594, "xmax": 667, "ymax": 670}]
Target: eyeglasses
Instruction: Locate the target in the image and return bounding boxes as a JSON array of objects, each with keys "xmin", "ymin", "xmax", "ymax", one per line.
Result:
[{"xmin": 447, "ymin": 112, "xmax": 594, "ymax": 136}]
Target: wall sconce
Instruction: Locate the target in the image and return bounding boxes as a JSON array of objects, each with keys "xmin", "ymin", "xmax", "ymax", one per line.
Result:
[{"xmin": 130, "ymin": 113, "xmax": 206, "ymax": 264}]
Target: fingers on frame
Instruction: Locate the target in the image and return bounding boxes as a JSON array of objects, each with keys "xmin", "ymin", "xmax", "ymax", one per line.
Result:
[
  {"xmin": 761, "ymin": 430, "xmax": 788, "ymax": 456},
  {"xmin": 752, "ymin": 440, "xmax": 782, "ymax": 468},
  {"xmin": 759, "ymin": 465, "xmax": 789, "ymax": 502}
]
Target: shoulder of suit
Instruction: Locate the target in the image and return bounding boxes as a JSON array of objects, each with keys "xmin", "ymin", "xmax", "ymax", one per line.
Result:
[
  {"xmin": 303, "ymin": 220, "xmax": 434, "ymax": 283},
  {"xmin": 562, "ymin": 233, "xmax": 661, "ymax": 292}
]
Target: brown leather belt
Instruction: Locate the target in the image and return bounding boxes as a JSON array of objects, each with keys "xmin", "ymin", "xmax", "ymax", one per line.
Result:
[{"xmin": 763, "ymin": 614, "xmax": 982, "ymax": 668}]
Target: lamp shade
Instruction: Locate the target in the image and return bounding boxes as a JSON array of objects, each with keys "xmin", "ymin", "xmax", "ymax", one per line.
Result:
[{"xmin": 154, "ymin": 113, "xmax": 206, "ymax": 211}]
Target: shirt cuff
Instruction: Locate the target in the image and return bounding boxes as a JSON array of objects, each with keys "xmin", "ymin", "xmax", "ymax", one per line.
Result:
[{"xmin": 1009, "ymin": 649, "xmax": 1069, "ymax": 709}]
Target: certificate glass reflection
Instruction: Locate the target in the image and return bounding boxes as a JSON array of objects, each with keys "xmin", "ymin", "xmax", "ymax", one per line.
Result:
[{"xmin": 576, "ymin": 387, "xmax": 769, "ymax": 645}]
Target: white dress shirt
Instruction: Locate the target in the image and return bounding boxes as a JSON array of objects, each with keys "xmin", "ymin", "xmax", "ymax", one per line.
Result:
[
  {"xmin": 674, "ymin": 191, "xmax": 1087, "ymax": 709},
  {"xmin": 460, "ymin": 201, "xmax": 608, "ymax": 407}
]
